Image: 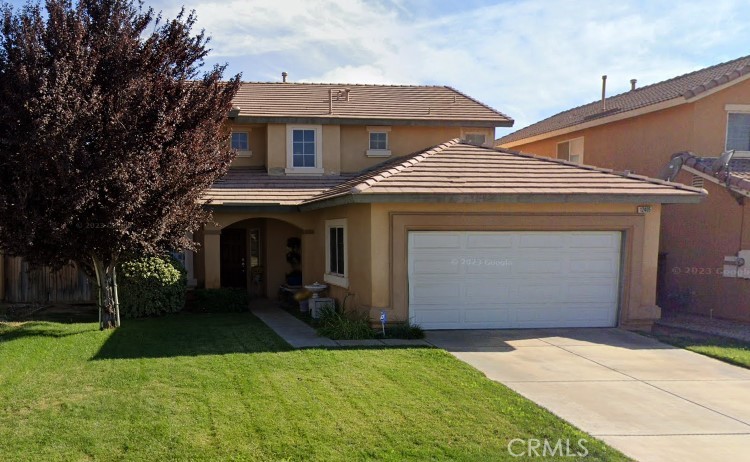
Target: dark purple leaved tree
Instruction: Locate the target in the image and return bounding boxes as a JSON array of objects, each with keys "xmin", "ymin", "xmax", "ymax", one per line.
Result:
[{"xmin": 0, "ymin": 0, "xmax": 240, "ymax": 328}]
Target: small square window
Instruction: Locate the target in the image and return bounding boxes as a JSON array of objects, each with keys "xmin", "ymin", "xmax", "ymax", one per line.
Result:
[
  {"xmin": 231, "ymin": 132, "xmax": 249, "ymax": 151},
  {"xmin": 464, "ymin": 133, "xmax": 486, "ymax": 145},
  {"xmin": 369, "ymin": 132, "xmax": 388, "ymax": 150}
]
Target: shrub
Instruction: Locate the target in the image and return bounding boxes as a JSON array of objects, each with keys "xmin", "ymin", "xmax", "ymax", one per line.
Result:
[
  {"xmin": 383, "ymin": 321, "xmax": 425, "ymax": 339},
  {"xmin": 117, "ymin": 256, "xmax": 186, "ymax": 318},
  {"xmin": 186, "ymin": 288, "xmax": 249, "ymax": 313},
  {"xmin": 316, "ymin": 304, "xmax": 374, "ymax": 340}
]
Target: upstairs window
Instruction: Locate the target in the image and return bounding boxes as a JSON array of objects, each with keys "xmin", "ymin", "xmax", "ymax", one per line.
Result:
[
  {"xmin": 292, "ymin": 129, "xmax": 316, "ymax": 167},
  {"xmin": 366, "ymin": 126, "xmax": 391, "ymax": 157},
  {"xmin": 557, "ymin": 137, "xmax": 584, "ymax": 164},
  {"xmin": 726, "ymin": 112, "xmax": 750, "ymax": 152},
  {"xmin": 286, "ymin": 125, "xmax": 323, "ymax": 174},
  {"xmin": 231, "ymin": 132, "xmax": 250, "ymax": 151}
]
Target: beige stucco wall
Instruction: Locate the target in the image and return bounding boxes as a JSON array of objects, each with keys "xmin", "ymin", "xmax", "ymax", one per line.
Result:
[
  {"xmin": 227, "ymin": 123, "xmax": 267, "ymax": 168},
  {"xmin": 502, "ymin": 80, "xmax": 750, "ymax": 321}
]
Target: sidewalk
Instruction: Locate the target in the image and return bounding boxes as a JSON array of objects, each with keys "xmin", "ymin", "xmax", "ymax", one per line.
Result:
[
  {"xmin": 250, "ymin": 300, "xmax": 430, "ymax": 349},
  {"xmin": 656, "ymin": 311, "xmax": 750, "ymax": 343}
]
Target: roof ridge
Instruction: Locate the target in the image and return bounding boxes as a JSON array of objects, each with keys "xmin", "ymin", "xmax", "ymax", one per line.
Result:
[
  {"xmin": 348, "ymin": 139, "xmax": 461, "ymax": 194},
  {"xmin": 445, "ymin": 86, "xmax": 514, "ymax": 122},
  {"xmin": 238, "ymin": 81, "xmax": 447, "ymax": 88},
  {"xmin": 493, "ymin": 145, "xmax": 705, "ymax": 194},
  {"xmin": 498, "ymin": 54, "xmax": 750, "ymax": 144}
]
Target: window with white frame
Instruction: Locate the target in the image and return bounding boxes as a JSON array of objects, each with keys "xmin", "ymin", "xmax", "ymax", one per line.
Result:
[
  {"xmin": 231, "ymin": 131, "xmax": 251, "ymax": 156},
  {"xmin": 286, "ymin": 125, "xmax": 323, "ymax": 173},
  {"xmin": 557, "ymin": 137, "xmax": 584, "ymax": 164},
  {"xmin": 726, "ymin": 112, "xmax": 750, "ymax": 153},
  {"xmin": 366, "ymin": 126, "xmax": 391, "ymax": 157},
  {"xmin": 324, "ymin": 219, "xmax": 348, "ymax": 287}
]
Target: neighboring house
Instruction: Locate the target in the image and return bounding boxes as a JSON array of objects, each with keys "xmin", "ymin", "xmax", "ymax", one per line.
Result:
[
  {"xmin": 195, "ymin": 82, "xmax": 703, "ymax": 330},
  {"xmin": 497, "ymin": 55, "xmax": 750, "ymax": 322}
]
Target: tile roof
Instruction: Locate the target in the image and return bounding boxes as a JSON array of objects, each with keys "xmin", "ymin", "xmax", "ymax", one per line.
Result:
[
  {"xmin": 205, "ymin": 141, "xmax": 704, "ymax": 208},
  {"xmin": 303, "ymin": 140, "xmax": 704, "ymax": 206},
  {"xmin": 232, "ymin": 83, "xmax": 512, "ymax": 126},
  {"xmin": 205, "ymin": 169, "xmax": 354, "ymax": 206},
  {"xmin": 498, "ymin": 55, "xmax": 750, "ymax": 144},
  {"xmin": 676, "ymin": 152, "xmax": 750, "ymax": 193}
]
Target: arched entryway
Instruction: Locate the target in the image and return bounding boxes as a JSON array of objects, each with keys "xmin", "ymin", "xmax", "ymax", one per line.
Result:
[{"xmin": 219, "ymin": 217, "xmax": 303, "ymax": 299}]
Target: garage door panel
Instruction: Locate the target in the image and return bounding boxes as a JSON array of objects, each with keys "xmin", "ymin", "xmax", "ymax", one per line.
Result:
[
  {"xmin": 518, "ymin": 233, "xmax": 566, "ymax": 248},
  {"xmin": 408, "ymin": 231, "xmax": 621, "ymax": 329},
  {"xmin": 514, "ymin": 259, "xmax": 563, "ymax": 274},
  {"xmin": 569, "ymin": 257, "xmax": 619, "ymax": 274},
  {"xmin": 466, "ymin": 233, "xmax": 514, "ymax": 249},
  {"xmin": 411, "ymin": 256, "xmax": 461, "ymax": 274},
  {"xmin": 464, "ymin": 311, "xmax": 511, "ymax": 325},
  {"xmin": 567, "ymin": 232, "xmax": 620, "ymax": 248},
  {"xmin": 465, "ymin": 282, "xmax": 511, "ymax": 303},
  {"xmin": 410, "ymin": 233, "xmax": 462, "ymax": 249}
]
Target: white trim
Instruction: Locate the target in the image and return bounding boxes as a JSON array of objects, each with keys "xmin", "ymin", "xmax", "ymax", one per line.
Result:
[
  {"xmin": 556, "ymin": 136, "xmax": 584, "ymax": 164},
  {"xmin": 324, "ymin": 218, "xmax": 348, "ymax": 288},
  {"xmin": 286, "ymin": 124, "xmax": 323, "ymax": 173},
  {"xmin": 366, "ymin": 149, "xmax": 392, "ymax": 157},
  {"xmin": 725, "ymin": 104, "xmax": 750, "ymax": 113}
]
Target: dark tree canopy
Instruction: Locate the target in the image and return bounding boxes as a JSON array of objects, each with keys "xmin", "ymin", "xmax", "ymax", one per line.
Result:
[{"xmin": 0, "ymin": 0, "xmax": 241, "ymax": 327}]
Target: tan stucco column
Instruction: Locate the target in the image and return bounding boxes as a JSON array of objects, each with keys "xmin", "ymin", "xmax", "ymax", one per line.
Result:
[
  {"xmin": 204, "ymin": 229, "xmax": 222, "ymax": 289},
  {"xmin": 629, "ymin": 204, "xmax": 662, "ymax": 328}
]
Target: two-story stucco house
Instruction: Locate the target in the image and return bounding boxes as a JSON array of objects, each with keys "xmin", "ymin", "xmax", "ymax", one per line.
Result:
[
  {"xmin": 188, "ymin": 81, "xmax": 702, "ymax": 330},
  {"xmin": 497, "ymin": 55, "xmax": 750, "ymax": 322}
]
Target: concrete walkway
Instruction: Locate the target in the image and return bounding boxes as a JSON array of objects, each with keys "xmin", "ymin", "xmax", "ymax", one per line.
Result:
[
  {"xmin": 250, "ymin": 300, "xmax": 430, "ymax": 348},
  {"xmin": 657, "ymin": 312, "xmax": 750, "ymax": 342},
  {"xmin": 427, "ymin": 328, "xmax": 750, "ymax": 462}
]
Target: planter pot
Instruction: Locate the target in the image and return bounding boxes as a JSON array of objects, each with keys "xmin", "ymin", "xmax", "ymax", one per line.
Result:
[{"xmin": 299, "ymin": 300, "xmax": 309, "ymax": 312}]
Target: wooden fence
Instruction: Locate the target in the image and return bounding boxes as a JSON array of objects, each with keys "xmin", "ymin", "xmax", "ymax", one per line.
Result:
[{"xmin": 3, "ymin": 256, "xmax": 93, "ymax": 303}]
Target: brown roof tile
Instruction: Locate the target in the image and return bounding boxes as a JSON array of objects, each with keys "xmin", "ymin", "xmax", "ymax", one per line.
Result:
[
  {"xmin": 303, "ymin": 140, "xmax": 705, "ymax": 206},
  {"xmin": 498, "ymin": 55, "xmax": 750, "ymax": 144},
  {"xmin": 232, "ymin": 83, "xmax": 512, "ymax": 126}
]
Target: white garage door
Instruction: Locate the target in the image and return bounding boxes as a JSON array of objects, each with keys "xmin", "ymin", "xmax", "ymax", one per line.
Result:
[{"xmin": 408, "ymin": 231, "xmax": 622, "ymax": 329}]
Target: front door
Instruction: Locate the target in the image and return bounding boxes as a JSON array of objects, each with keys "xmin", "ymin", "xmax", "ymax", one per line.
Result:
[{"xmin": 220, "ymin": 228, "xmax": 247, "ymax": 288}]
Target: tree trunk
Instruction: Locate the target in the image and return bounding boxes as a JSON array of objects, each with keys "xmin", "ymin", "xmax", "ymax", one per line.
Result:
[{"xmin": 93, "ymin": 256, "xmax": 120, "ymax": 329}]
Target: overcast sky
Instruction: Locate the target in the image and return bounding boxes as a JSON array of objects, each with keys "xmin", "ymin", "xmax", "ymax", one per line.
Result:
[{"xmin": 8, "ymin": 0, "xmax": 750, "ymax": 137}]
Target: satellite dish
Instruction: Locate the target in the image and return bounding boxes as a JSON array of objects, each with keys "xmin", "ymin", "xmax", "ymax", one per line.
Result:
[
  {"xmin": 658, "ymin": 156, "xmax": 684, "ymax": 182},
  {"xmin": 711, "ymin": 150, "xmax": 734, "ymax": 173}
]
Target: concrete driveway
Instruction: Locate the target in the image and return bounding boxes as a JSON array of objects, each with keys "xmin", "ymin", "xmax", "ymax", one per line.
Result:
[{"xmin": 427, "ymin": 328, "xmax": 750, "ymax": 462}]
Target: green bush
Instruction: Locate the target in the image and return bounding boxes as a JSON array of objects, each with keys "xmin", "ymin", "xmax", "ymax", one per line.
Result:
[
  {"xmin": 383, "ymin": 321, "xmax": 425, "ymax": 339},
  {"xmin": 117, "ymin": 256, "xmax": 186, "ymax": 318},
  {"xmin": 316, "ymin": 304, "xmax": 374, "ymax": 340},
  {"xmin": 186, "ymin": 288, "xmax": 249, "ymax": 313}
]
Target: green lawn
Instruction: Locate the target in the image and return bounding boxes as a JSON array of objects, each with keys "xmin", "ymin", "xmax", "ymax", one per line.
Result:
[
  {"xmin": 652, "ymin": 332, "xmax": 750, "ymax": 369},
  {"xmin": 0, "ymin": 313, "xmax": 629, "ymax": 461}
]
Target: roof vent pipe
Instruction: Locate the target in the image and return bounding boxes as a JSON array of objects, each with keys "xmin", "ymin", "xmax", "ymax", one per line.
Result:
[
  {"xmin": 601, "ymin": 75, "xmax": 607, "ymax": 111},
  {"xmin": 329, "ymin": 89, "xmax": 334, "ymax": 114},
  {"xmin": 281, "ymin": 71, "xmax": 288, "ymax": 83},
  {"xmin": 630, "ymin": 78, "xmax": 637, "ymax": 91}
]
